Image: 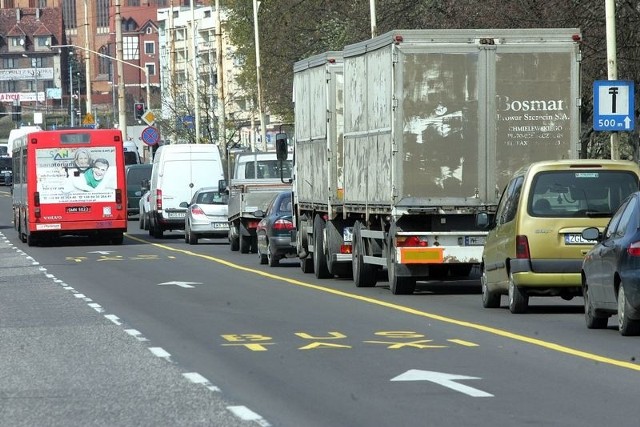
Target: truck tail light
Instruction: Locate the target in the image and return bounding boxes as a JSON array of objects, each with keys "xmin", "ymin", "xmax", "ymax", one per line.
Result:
[
  {"xmin": 397, "ymin": 236, "xmax": 428, "ymax": 247},
  {"xmin": 340, "ymin": 244, "xmax": 352, "ymax": 254},
  {"xmin": 516, "ymin": 235, "xmax": 530, "ymax": 259}
]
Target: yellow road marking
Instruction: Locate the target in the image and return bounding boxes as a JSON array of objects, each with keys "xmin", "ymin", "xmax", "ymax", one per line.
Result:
[{"xmin": 126, "ymin": 234, "xmax": 640, "ymax": 372}]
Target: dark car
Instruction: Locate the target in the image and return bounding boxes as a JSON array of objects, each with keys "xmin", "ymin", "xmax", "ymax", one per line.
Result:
[
  {"xmin": 581, "ymin": 191, "xmax": 640, "ymax": 336},
  {"xmin": 255, "ymin": 191, "xmax": 296, "ymax": 267},
  {"xmin": 0, "ymin": 156, "xmax": 12, "ymax": 186},
  {"xmin": 125, "ymin": 163, "xmax": 153, "ymax": 216}
]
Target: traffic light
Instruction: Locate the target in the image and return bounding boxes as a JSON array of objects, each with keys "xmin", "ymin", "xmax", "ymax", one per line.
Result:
[{"xmin": 134, "ymin": 102, "xmax": 145, "ymax": 120}]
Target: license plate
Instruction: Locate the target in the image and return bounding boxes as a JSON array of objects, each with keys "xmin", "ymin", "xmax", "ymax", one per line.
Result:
[
  {"xmin": 213, "ymin": 222, "xmax": 229, "ymax": 229},
  {"xmin": 343, "ymin": 227, "xmax": 353, "ymax": 243},
  {"xmin": 167, "ymin": 212, "xmax": 185, "ymax": 219},
  {"xmin": 66, "ymin": 206, "xmax": 91, "ymax": 213},
  {"xmin": 564, "ymin": 234, "xmax": 596, "ymax": 245},
  {"xmin": 465, "ymin": 236, "xmax": 486, "ymax": 246}
]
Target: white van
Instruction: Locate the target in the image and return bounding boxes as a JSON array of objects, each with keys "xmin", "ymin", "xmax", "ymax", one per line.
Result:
[
  {"xmin": 148, "ymin": 144, "xmax": 225, "ymax": 238},
  {"xmin": 123, "ymin": 139, "xmax": 141, "ymax": 165}
]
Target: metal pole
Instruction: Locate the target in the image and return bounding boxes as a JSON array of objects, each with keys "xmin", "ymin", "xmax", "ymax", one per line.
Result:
[
  {"xmin": 216, "ymin": 0, "xmax": 226, "ymax": 150},
  {"xmin": 370, "ymin": 0, "xmax": 377, "ymax": 38},
  {"xmin": 606, "ymin": 0, "xmax": 619, "ymax": 160},
  {"xmin": 33, "ymin": 58, "xmax": 39, "ymax": 112},
  {"xmin": 115, "ymin": 0, "xmax": 127, "ymax": 141},
  {"xmin": 70, "ymin": 59, "xmax": 75, "ymax": 127},
  {"xmin": 253, "ymin": 0, "xmax": 266, "ymax": 151},
  {"xmin": 191, "ymin": 1, "xmax": 200, "ymax": 143},
  {"xmin": 83, "ymin": 0, "xmax": 92, "ymax": 116}
]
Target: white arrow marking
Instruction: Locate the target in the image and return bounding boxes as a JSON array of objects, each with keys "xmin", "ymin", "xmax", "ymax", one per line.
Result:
[
  {"xmin": 88, "ymin": 250, "xmax": 113, "ymax": 255},
  {"xmin": 391, "ymin": 369, "xmax": 493, "ymax": 397},
  {"xmin": 157, "ymin": 281, "xmax": 202, "ymax": 288}
]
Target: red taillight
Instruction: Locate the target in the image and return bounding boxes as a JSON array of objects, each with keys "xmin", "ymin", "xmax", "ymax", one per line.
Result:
[
  {"xmin": 273, "ymin": 219, "xmax": 293, "ymax": 230},
  {"xmin": 397, "ymin": 236, "xmax": 427, "ymax": 247},
  {"xmin": 191, "ymin": 206, "xmax": 205, "ymax": 216},
  {"xmin": 247, "ymin": 219, "xmax": 260, "ymax": 229},
  {"xmin": 627, "ymin": 242, "xmax": 640, "ymax": 256},
  {"xmin": 516, "ymin": 235, "xmax": 530, "ymax": 259},
  {"xmin": 156, "ymin": 189, "xmax": 162, "ymax": 210},
  {"xmin": 33, "ymin": 192, "xmax": 41, "ymax": 218},
  {"xmin": 340, "ymin": 244, "xmax": 352, "ymax": 254},
  {"xmin": 115, "ymin": 189, "xmax": 122, "ymax": 204}
]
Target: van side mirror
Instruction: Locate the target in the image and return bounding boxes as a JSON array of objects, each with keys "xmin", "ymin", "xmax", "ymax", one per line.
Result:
[
  {"xmin": 275, "ymin": 133, "xmax": 288, "ymax": 161},
  {"xmin": 218, "ymin": 179, "xmax": 228, "ymax": 194}
]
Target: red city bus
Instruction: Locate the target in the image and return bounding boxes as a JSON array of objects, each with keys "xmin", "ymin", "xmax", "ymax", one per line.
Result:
[{"xmin": 12, "ymin": 129, "xmax": 128, "ymax": 246}]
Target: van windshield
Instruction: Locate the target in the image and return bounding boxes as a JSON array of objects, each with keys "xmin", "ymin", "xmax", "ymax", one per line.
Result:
[{"xmin": 529, "ymin": 170, "xmax": 639, "ymax": 217}]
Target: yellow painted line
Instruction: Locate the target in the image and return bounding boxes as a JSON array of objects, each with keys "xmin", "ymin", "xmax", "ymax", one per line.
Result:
[{"xmin": 127, "ymin": 234, "xmax": 640, "ymax": 372}]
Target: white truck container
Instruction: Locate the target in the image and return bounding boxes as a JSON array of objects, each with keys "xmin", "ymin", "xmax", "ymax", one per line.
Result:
[
  {"xmin": 289, "ymin": 29, "xmax": 582, "ymax": 294},
  {"xmin": 227, "ymin": 151, "xmax": 292, "ymax": 253}
]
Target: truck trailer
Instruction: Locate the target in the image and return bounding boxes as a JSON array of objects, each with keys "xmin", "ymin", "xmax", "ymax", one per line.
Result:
[{"xmin": 289, "ymin": 29, "xmax": 582, "ymax": 294}]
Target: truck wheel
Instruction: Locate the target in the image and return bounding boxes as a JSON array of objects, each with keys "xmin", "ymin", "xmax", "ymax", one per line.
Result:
[
  {"xmin": 387, "ymin": 242, "xmax": 415, "ymax": 295},
  {"xmin": 300, "ymin": 257, "xmax": 313, "ymax": 273},
  {"xmin": 352, "ymin": 221, "xmax": 376, "ymax": 287},
  {"xmin": 240, "ymin": 235, "xmax": 252, "ymax": 253},
  {"xmin": 325, "ymin": 221, "xmax": 351, "ymax": 278},
  {"xmin": 313, "ymin": 215, "xmax": 331, "ymax": 278}
]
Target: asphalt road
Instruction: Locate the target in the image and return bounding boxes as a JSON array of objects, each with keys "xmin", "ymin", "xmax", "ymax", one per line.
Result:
[{"xmin": 1, "ymin": 189, "xmax": 639, "ymax": 426}]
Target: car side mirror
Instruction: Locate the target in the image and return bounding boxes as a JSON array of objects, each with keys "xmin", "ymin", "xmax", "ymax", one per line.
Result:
[
  {"xmin": 476, "ymin": 212, "xmax": 490, "ymax": 229},
  {"xmin": 179, "ymin": 201, "xmax": 189, "ymax": 208},
  {"xmin": 253, "ymin": 209, "xmax": 266, "ymax": 218},
  {"xmin": 218, "ymin": 179, "xmax": 228, "ymax": 194}
]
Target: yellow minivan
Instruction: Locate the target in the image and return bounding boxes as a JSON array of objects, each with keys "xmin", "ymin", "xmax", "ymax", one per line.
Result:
[{"xmin": 480, "ymin": 159, "xmax": 640, "ymax": 313}]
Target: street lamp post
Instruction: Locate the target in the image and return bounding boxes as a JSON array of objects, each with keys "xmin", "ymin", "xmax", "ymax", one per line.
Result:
[{"xmin": 51, "ymin": 44, "xmax": 151, "ymax": 132}]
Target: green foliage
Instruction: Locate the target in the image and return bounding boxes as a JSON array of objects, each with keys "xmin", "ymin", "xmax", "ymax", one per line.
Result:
[{"xmin": 224, "ymin": 0, "xmax": 640, "ymax": 160}]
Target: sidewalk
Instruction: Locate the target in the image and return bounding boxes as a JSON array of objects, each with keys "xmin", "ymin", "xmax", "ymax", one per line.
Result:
[{"xmin": 0, "ymin": 231, "xmax": 259, "ymax": 427}]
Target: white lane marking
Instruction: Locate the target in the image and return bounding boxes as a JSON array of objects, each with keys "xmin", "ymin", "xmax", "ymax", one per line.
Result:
[
  {"xmin": 88, "ymin": 303, "xmax": 103, "ymax": 313},
  {"xmin": 391, "ymin": 369, "xmax": 493, "ymax": 398},
  {"xmin": 149, "ymin": 347, "xmax": 171, "ymax": 360},
  {"xmin": 183, "ymin": 372, "xmax": 221, "ymax": 392},
  {"xmin": 104, "ymin": 314, "xmax": 122, "ymax": 325},
  {"xmin": 73, "ymin": 293, "xmax": 86, "ymax": 299},
  {"xmin": 227, "ymin": 406, "xmax": 271, "ymax": 426},
  {"xmin": 124, "ymin": 329, "xmax": 149, "ymax": 342}
]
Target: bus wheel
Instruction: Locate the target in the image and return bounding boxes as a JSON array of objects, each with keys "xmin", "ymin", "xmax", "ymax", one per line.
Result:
[
  {"xmin": 111, "ymin": 232, "xmax": 124, "ymax": 245},
  {"xmin": 26, "ymin": 233, "xmax": 36, "ymax": 247}
]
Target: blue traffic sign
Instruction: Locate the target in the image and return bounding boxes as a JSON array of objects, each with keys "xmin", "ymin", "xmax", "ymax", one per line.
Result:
[
  {"xmin": 141, "ymin": 126, "xmax": 160, "ymax": 146},
  {"xmin": 593, "ymin": 80, "xmax": 634, "ymax": 131}
]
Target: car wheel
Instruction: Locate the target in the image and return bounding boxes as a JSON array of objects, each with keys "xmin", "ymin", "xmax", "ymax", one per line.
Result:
[
  {"xmin": 508, "ymin": 274, "xmax": 528, "ymax": 314},
  {"xmin": 313, "ymin": 215, "xmax": 331, "ymax": 279},
  {"xmin": 481, "ymin": 265, "xmax": 501, "ymax": 308},
  {"xmin": 352, "ymin": 221, "xmax": 377, "ymax": 288},
  {"xmin": 188, "ymin": 229, "xmax": 198, "ymax": 245},
  {"xmin": 185, "ymin": 223, "xmax": 190, "ymax": 243},
  {"xmin": 267, "ymin": 243, "xmax": 279, "ymax": 267},
  {"xmin": 139, "ymin": 213, "xmax": 144, "ymax": 230},
  {"xmin": 584, "ymin": 282, "xmax": 608, "ymax": 329},
  {"xmin": 618, "ymin": 285, "xmax": 640, "ymax": 336}
]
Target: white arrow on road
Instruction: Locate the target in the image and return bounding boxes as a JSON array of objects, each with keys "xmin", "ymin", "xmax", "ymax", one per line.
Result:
[
  {"xmin": 157, "ymin": 281, "xmax": 202, "ymax": 289},
  {"xmin": 88, "ymin": 251, "xmax": 114, "ymax": 255},
  {"xmin": 391, "ymin": 369, "xmax": 493, "ymax": 397}
]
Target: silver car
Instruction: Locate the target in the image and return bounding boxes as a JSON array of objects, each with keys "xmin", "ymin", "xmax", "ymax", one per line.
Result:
[{"xmin": 180, "ymin": 187, "xmax": 229, "ymax": 245}]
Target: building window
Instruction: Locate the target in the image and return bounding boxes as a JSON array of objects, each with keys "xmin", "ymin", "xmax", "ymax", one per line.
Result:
[
  {"xmin": 144, "ymin": 42, "xmax": 155, "ymax": 55},
  {"xmin": 97, "ymin": 0, "xmax": 110, "ymax": 27},
  {"xmin": 127, "ymin": 0, "xmax": 140, "ymax": 6},
  {"xmin": 98, "ymin": 46, "xmax": 111, "ymax": 75},
  {"xmin": 145, "ymin": 63, "xmax": 156, "ymax": 76},
  {"xmin": 0, "ymin": 81, "xmax": 17, "ymax": 92},
  {"xmin": 3, "ymin": 58, "xmax": 16, "ymax": 69},
  {"xmin": 123, "ymin": 37, "xmax": 140, "ymax": 61},
  {"xmin": 10, "ymin": 37, "xmax": 24, "ymax": 47},
  {"xmin": 36, "ymin": 37, "xmax": 50, "ymax": 48},
  {"xmin": 62, "ymin": 0, "xmax": 77, "ymax": 30}
]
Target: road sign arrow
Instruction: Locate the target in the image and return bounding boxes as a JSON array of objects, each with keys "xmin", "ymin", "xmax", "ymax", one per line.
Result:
[
  {"xmin": 625, "ymin": 116, "xmax": 632, "ymax": 129},
  {"xmin": 88, "ymin": 251, "xmax": 113, "ymax": 255},
  {"xmin": 157, "ymin": 281, "xmax": 202, "ymax": 289},
  {"xmin": 391, "ymin": 369, "xmax": 493, "ymax": 397}
]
